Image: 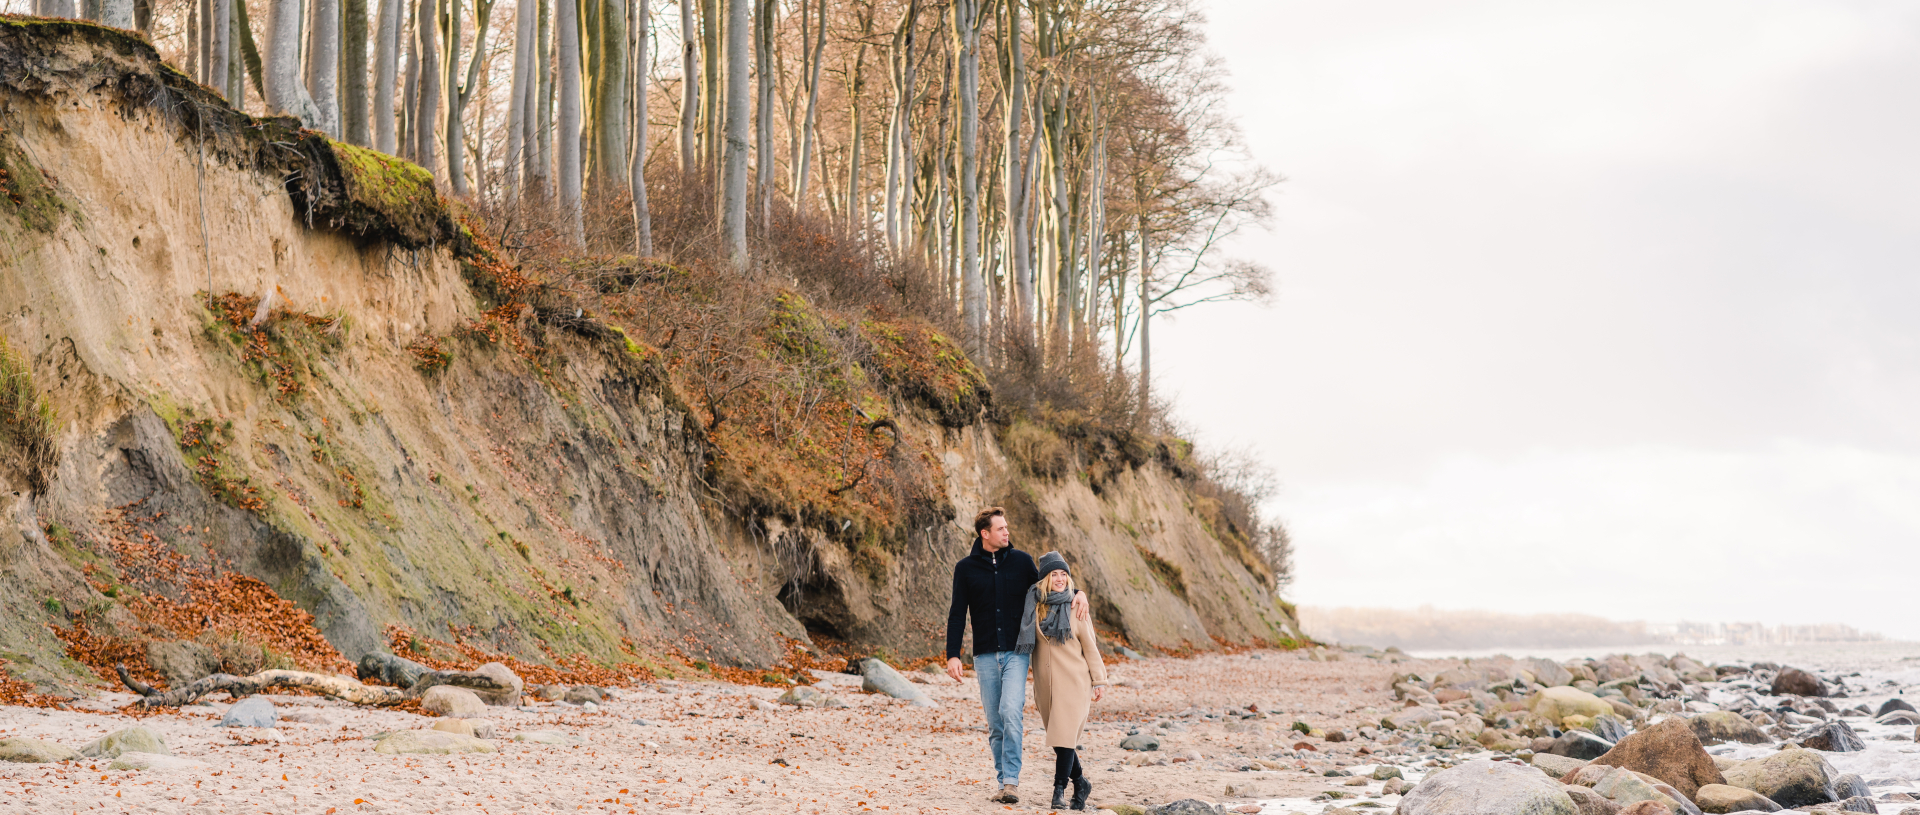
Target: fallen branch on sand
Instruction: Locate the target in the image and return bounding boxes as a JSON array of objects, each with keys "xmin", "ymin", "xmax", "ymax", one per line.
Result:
[{"xmin": 114, "ymin": 660, "xmax": 524, "ymax": 709}]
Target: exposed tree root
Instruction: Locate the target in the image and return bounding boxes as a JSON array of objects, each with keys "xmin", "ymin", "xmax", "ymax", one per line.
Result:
[{"xmin": 115, "ymin": 661, "xmax": 523, "ymax": 709}]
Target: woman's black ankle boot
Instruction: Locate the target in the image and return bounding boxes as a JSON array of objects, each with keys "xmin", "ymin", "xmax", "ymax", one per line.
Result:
[
  {"xmin": 1051, "ymin": 785, "xmax": 1070, "ymax": 809},
  {"xmin": 1070, "ymin": 776, "xmax": 1092, "ymax": 810}
]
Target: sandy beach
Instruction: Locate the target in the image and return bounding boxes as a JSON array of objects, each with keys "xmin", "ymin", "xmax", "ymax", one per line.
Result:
[{"xmin": 0, "ymin": 648, "xmax": 1441, "ymax": 814}]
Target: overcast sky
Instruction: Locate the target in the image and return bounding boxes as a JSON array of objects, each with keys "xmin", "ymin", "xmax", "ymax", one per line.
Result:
[{"xmin": 1157, "ymin": 0, "xmax": 1920, "ymax": 639}]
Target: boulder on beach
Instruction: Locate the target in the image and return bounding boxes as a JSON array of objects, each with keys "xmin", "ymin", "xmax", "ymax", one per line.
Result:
[
  {"xmin": 1589, "ymin": 715, "xmax": 1632, "ymax": 744},
  {"xmin": 1796, "ymin": 721, "xmax": 1864, "ymax": 753},
  {"xmin": 421, "ymin": 685, "xmax": 487, "ymax": 718},
  {"xmin": 0, "ymin": 737, "xmax": 81, "ymax": 763},
  {"xmin": 1876, "ymin": 710, "xmax": 1920, "ymax": 726},
  {"xmin": 1832, "ymin": 796, "xmax": 1878, "ymax": 813},
  {"xmin": 410, "ymin": 662, "xmax": 524, "ymax": 706},
  {"xmin": 1719, "ymin": 748, "xmax": 1839, "ymax": 808},
  {"xmin": 1688, "ymin": 712, "xmax": 1768, "ymax": 745},
  {"xmin": 1692, "ymin": 783, "xmax": 1779, "ymax": 813},
  {"xmin": 1148, "ymin": 800, "xmax": 1225, "ymax": 815},
  {"xmin": 1565, "ymin": 785, "xmax": 1623, "ymax": 815},
  {"xmin": 1384, "ymin": 707, "xmax": 1444, "ymax": 731},
  {"xmin": 1534, "ymin": 687, "xmax": 1618, "ymax": 726},
  {"xmin": 372, "ymin": 730, "xmax": 495, "ymax": 755},
  {"xmin": 1533, "ymin": 752, "xmax": 1589, "ymax": 778},
  {"xmin": 220, "ymin": 697, "xmax": 278, "ymax": 728},
  {"xmin": 858, "ymin": 658, "xmax": 938, "ymax": 708},
  {"xmin": 432, "ymin": 718, "xmax": 495, "ymax": 739},
  {"xmin": 1617, "ymin": 802, "xmax": 1672, "ymax": 815},
  {"xmin": 1528, "ymin": 658, "xmax": 1575, "ymax": 688},
  {"xmin": 357, "ymin": 651, "xmax": 430, "ymax": 689},
  {"xmin": 1120, "ymin": 734, "xmax": 1161, "ymax": 751},
  {"xmin": 1831, "ymin": 774, "xmax": 1868, "ymax": 801},
  {"xmin": 1877, "ymin": 698, "xmax": 1916, "ymax": 717},
  {"xmin": 1771, "ymin": 668, "xmax": 1826, "ymax": 698},
  {"xmin": 1550, "ymin": 731, "xmax": 1616, "ymax": 761},
  {"xmin": 777, "ymin": 685, "xmax": 847, "ymax": 708},
  {"xmin": 81, "ymin": 727, "xmax": 170, "ymax": 759},
  {"xmin": 563, "ymin": 685, "xmax": 604, "ymax": 705},
  {"xmin": 1394, "ymin": 759, "xmax": 1579, "ymax": 815},
  {"xmin": 108, "ymin": 752, "xmax": 210, "ymax": 772},
  {"xmin": 1575, "ymin": 765, "xmax": 1697, "ymax": 815},
  {"xmin": 1588, "ymin": 717, "xmax": 1726, "ymax": 798}
]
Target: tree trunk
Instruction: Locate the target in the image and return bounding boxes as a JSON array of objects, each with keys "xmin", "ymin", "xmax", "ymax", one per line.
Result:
[
  {"xmin": 719, "ymin": 0, "xmax": 749, "ymax": 267},
  {"xmin": 792, "ymin": 0, "xmax": 824, "ymax": 210},
  {"xmin": 340, "ymin": 0, "xmax": 369, "ymax": 144},
  {"xmin": 374, "ymin": 0, "xmax": 402, "ymax": 153},
  {"xmin": 952, "ymin": 0, "xmax": 983, "ymax": 350},
  {"xmin": 1003, "ymin": 0, "xmax": 1029, "ymax": 343},
  {"xmin": 506, "ymin": 0, "xmax": 534, "ymax": 195},
  {"xmin": 701, "ymin": 0, "xmax": 720, "ymax": 177},
  {"xmin": 556, "ymin": 0, "xmax": 585, "ymax": 244},
  {"xmin": 595, "ymin": 0, "xmax": 629, "ymax": 194},
  {"xmin": 630, "ymin": 0, "xmax": 652, "ymax": 255},
  {"xmin": 401, "ymin": 7, "xmax": 420, "ymax": 161},
  {"xmin": 752, "ymin": 0, "xmax": 773, "ymax": 226},
  {"xmin": 227, "ymin": 0, "xmax": 247, "ymax": 110},
  {"xmin": 1136, "ymin": 216, "xmax": 1150, "ymax": 411},
  {"xmin": 306, "ymin": 0, "xmax": 343, "ymax": 136},
  {"xmin": 535, "ymin": 0, "xmax": 554, "ymax": 195},
  {"xmin": 883, "ymin": 0, "xmax": 918, "ymax": 255},
  {"xmin": 265, "ymin": 0, "xmax": 325, "ymax": 126},
  {"xmin": 413, "ymin": 0, "xmax": 441, "ymax": 176},
  {"xmin": 209, "ymin": 0, "xmax": 230, "ymax": 96},
  {"xmin": 101, "ymin": 0, "xmax": 133, "ymax": 28},
  {"xmin": 445, "ymin": 0, "xmax": 463, "ymax": 192},
  {"xmin": 678, "ymin": 0, "xmax": 698, "ymax": 175}
]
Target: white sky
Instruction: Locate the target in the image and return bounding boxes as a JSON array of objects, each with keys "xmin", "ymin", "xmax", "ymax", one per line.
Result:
[{"xmin": 1159, "ymin": 0, "xmax": 1920, "ymax": 639}]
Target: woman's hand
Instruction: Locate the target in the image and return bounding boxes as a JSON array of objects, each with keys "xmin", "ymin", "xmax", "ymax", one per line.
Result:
[{"xmin": 1092, "ymin": 685, "xmax": 1105, "ymax": 703}]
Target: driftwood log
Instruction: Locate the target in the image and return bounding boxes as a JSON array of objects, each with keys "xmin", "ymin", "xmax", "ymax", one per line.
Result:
[{"xmin": 116, "ymin": 659, "xmax": 525, "ymax": 709}]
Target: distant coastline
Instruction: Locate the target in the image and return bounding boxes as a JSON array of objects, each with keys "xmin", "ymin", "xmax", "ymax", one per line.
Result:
[{"xmin": 1300, "ymin": 605, "xmax": 1885, "ymax": 651}]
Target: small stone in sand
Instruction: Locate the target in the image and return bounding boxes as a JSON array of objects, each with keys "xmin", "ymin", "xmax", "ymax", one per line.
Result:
[
  {"xmin": 81, "ymin": 727, "xmax": 169, "ymax": 759},
  {"xmin": 220, "ymin": 697, "xmax": 278, "ymax": 728},
  {"xmin": 108, "ymin": 752, "xmax": 210, "ymax": 772},
  {"xmin": 0, "ymin": 737, "xmax": 81, "ymax": 763},
  {"xmin": 513, "ymin": 730, "xmax": 582, "ymax": 745}
]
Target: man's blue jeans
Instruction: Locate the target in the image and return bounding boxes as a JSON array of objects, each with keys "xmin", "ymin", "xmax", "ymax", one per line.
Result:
[{"xmin": 974, "ymin": 650, "xmax": 1030, "ymax": 787}]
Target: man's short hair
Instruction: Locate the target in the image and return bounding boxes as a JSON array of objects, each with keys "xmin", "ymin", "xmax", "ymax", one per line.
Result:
[{"xmin": 973, "ymin": 507, "xmax": 1005, "ymax": 539}]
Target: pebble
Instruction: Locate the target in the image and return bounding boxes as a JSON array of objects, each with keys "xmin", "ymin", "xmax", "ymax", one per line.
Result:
[{"xmin": 219, "ymin": 697, "xmax": 278, "ymax": 728}]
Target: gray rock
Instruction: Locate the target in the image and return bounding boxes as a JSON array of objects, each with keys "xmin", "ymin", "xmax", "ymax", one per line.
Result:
[
  {"xmin": 1876, "ymin": 711, "xmax": 1920, "ymax": 726},
  {"xmin": 145, "ymin": 640, "xmax": 220, "ymax": 686},
  {"xmin": 563, "ymin": 686, "xmax": 603, "ymax": 705},
  {"xmin": 1121, "ymin": 734, "xmax": 1162, "ymax": 751},
  {"xmin": 1147, "ymin": 800, "xmax": 1224, "ymax": 815},
  {"xmin": 1832, "ymin": 775, "xmax": 1869, "ymax": 801},
  {"xmin": 1797, "ymin": 722, "xmax": 1864, "ymax": 753},
  {"xmin": 0, "ymin": 737, "xmax": 81, "ymax": 763},
  {"xmin": 1833, "ymin": 797, "xmax": 1878, "ymax": 813},
  {"xmin": 1384, "ymin": 708, "xmax": 1445, "ymax": 731},
  {"xmin": 1394, "ymin": 759, "xmax": 1579, "ymax": 815},
  {"xmin": 1534, "ymin": 753, "xmax": 1591, "ymax": 778},
  {"xmin": 1550, "ymin": 731, "xmax": 1617, "ymax": 761},
  {"xmin": 858, "ymin": 658, "xmax": 937, "ymax": 708},
  {"xmin": 372, "ymin": 730, "xmax": 495, "ymax": 755},
  {"xmin": 1589, "ymin": 715, "xmax": 1633, "ymax": 744},
  {"xmin": 220, "ymin": 697, "xmax": 278, "ymax": 728},
  {"xmin": 1121, "ymin": 647, "xmax": 1147, "ymax": 660},
  {"xmin": 107, "ymin": 752, "xmax": 210, "ymax": 772},
  {"xmin": 1373, "ymin": 765, "xmax": 1406, "ymax": 781},
  {"xmin": 1719, "ymin": 748, "xmax": 1840, "ymax": 808},
  {"xmin": 81, "ymin": 727, "xmax": 170, "ymax": 759},
  {"xmin": 357, "ymin": 652, "xmax": 429, "ymax": 688},
  {"xmin": 1694, "ymin": 784, "xmax": 1781, "ymax": 813},
  {"xmin": 1771, "ymin": 669, "xmax": 1827, "ymax": 698},
  {"xmin": 1566, "ymin": 785, "xmax": 1623, "ymax": 815},
  {"xmin": 530, "ymin": 683, "xmax": 564, "ymax": 701},
  {"xmin": 1529, "ymin": 659, "xmax": 1576, "ymax": 688},
  {"xmin": 777, "ymin": 685, "xmax": 846, "ymax": 709},
  {"xmin": 1690, "ymin": 712, "xmax": 1770, "ymax": 745},
  {"xmin": 421, "ymin": 686, "xmax": 487, "ymax": 717},
  {"xmin": 1877, "ymin": 699, "xmax": 1916, "ymax": 717}
]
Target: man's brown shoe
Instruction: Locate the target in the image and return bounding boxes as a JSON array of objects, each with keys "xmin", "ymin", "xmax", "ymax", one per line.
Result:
[{"xmin": 988, "ymin": 784, "xmax": 1019, "ymax": 804}]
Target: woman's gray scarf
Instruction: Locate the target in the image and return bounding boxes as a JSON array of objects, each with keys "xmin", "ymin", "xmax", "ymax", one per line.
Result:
[{"xmin": 1016, "ymin": 584, "xmax": 1075, "ymax": 654}]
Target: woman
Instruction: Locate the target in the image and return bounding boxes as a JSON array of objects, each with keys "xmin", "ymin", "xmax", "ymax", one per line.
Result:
[{"xmin": 1020, "ymin": 551, "xmax": 1107, "ymax": 811}]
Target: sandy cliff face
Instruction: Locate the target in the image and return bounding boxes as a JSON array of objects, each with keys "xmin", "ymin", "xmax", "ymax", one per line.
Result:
[{"xmin": 0, "ymin": 21, "xmax": 1298, "ymax": 694}]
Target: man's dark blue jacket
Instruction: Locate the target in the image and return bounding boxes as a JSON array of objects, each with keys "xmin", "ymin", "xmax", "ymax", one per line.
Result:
[{"xmin": 946, "ymin": 540, "xmax": 1041, "ymax": 660}]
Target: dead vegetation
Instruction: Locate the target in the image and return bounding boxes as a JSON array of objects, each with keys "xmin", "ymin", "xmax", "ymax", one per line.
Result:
[{"xmin": 0, "ymin": 334, "xmax": 58, "ymax": 494}]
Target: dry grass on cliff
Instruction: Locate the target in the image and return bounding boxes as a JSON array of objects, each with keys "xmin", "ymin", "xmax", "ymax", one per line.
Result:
[{"xmin": 0, "ymin": 334, "xmax": 59, "ymax": 494}]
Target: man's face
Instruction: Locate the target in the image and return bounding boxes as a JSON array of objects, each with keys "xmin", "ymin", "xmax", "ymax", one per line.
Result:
[{"xmin": 981, "ymin": 515, "xmax": 1010, "ymax": 551}]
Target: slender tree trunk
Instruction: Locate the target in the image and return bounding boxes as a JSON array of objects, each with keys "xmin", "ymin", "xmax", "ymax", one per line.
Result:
[
  {"xmin": 340, "ymin": 0, "xmax": 369, "ymax": 144},
  {"xmin": 227, "ymin": 2, "xmax": 248, "ymax": 110},
  {"xmin": 792, "ymin": 0, "xmax": 824, "ymax": 210},
  {"xmin": 719, "ymin": 0, "xmax": 749, "ymax": 267},
  {"xmin": 630, "ymin": 0, "xmax": 652, "ymax": 255},
  {"xmin": 210, "ymin": 0, "xmax": 230, "ymax": 96},
  {"xmin": 506, "ymin": 0, "xmax": 534, "ymax": 195},
  {"xmin": 701, "ymin": 0, "xmax": 720, "ymax": 176},
  {"xmin": 752, "ymin": 0, "xmax": 773, "ymax": 226},
  {"xmin": 374, "ymin": 0, "xmax": 402, "ymax": 153},
  {"xmin": 597, "ymin": 0, "xmax": 630, "ymax": 193},
  {"xmin": 102, "ymin": 0, "xmax": 133, "ymax": 29},
  {"xmin": 413, "ymin": 0, "xmax": 441, "ymax": 176},
  {"xmin": 445, "ymin": 0, "xmax": 464, "ymax": 192},
  {"xmin": 1136, "ymin": 216, "xmax": 1150, "ymax": 411},
  {"xmin": 266, "ymin": 0, "xmax": 324, "ymax": 126},
  {"xmin": 1004, "ymin": 0, "xmax": 1031, "ymax": 343},
  {"xmin": 306, "ymin": 0, "xmax": 342, "ymax": 136},
  {"xmin": 678, "ymin": 0, "xmax": 698, "ymax": 175},
  {"xmin": 401, "ymin": 6, "xmax": 420, "ymax": 161},
  {"xmin": 136, "ymin": 0, "xmax": 153, "ymax": 30},
  {"xmin": 556, "ymin": 0, "xmax": 585, "ymax": 243},
  {"xmin": 534, "ymin": 0, "xmax": 554, "ymax": 195},
  {"xmin": 952, "ymin": 0, "xmax": 983, "ymax": 350}
]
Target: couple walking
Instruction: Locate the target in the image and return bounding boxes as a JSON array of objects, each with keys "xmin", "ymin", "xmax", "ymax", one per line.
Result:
[{"xmin": 945, "ymin": 506, "xmax": 1108, "ymax": 810}]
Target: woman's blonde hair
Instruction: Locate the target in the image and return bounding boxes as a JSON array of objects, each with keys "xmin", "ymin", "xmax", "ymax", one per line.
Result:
[{"xmin": 1035, "ymin": 570, "xmax": 1076, "ymax": 622}]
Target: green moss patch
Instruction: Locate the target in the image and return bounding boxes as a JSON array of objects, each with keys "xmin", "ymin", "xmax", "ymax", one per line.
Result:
[
  {"xmin": 0, "ymin": 125, "xmax": 67, "ymax": 233},
  {"xmin": 859, "ymin": 318, "xmax": 990, "ymax": 427},
  {"xmin": 320, "ymin": 140, "xmax": 452, "ymax": 249}
]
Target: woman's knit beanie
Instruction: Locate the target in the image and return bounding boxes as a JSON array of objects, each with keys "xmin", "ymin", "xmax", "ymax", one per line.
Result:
[{"xmin": 1036, "ymin": 551, "xmax": 1070, "ymax": 579}]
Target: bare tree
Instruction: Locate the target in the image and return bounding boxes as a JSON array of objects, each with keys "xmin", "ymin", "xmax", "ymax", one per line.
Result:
[
  {"xmin": 373, "ymin": 0, "xmax": 403, "ymax": 153},
  {"xmin": 951, "ymin": 0, "xmax": 984, "ymax": 349},
  {"xmin": 265, "ymin": 0, "xmax": 324, "ymax": 126},
  {"xmin": 630, "ymin": 0, "xmax": 653, "ymax": 255},
  {"xmin": 341, "ymin": 0, "xmax": 371, "ymax": 145},
  {"xmin": 305, "ymin": 0, "xmax": 342, "ymax": 136},
  {"xmin": 556, "ymin": 0, "xmax": 585, "ymax": 243},
  {"xmin": 719, "ymin": 0, "xmax": 749, "ymax": 267}
]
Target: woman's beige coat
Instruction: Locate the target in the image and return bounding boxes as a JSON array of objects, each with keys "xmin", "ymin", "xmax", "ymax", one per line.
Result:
[{"xmin": 1032, "ymin": 606, "xmax": 1109, "ymax": 749}]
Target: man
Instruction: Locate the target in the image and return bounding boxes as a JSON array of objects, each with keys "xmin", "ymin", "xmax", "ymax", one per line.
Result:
[{"xmin": 946, "ymin": 506, "xmax": 1089, "ymax": 804}]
